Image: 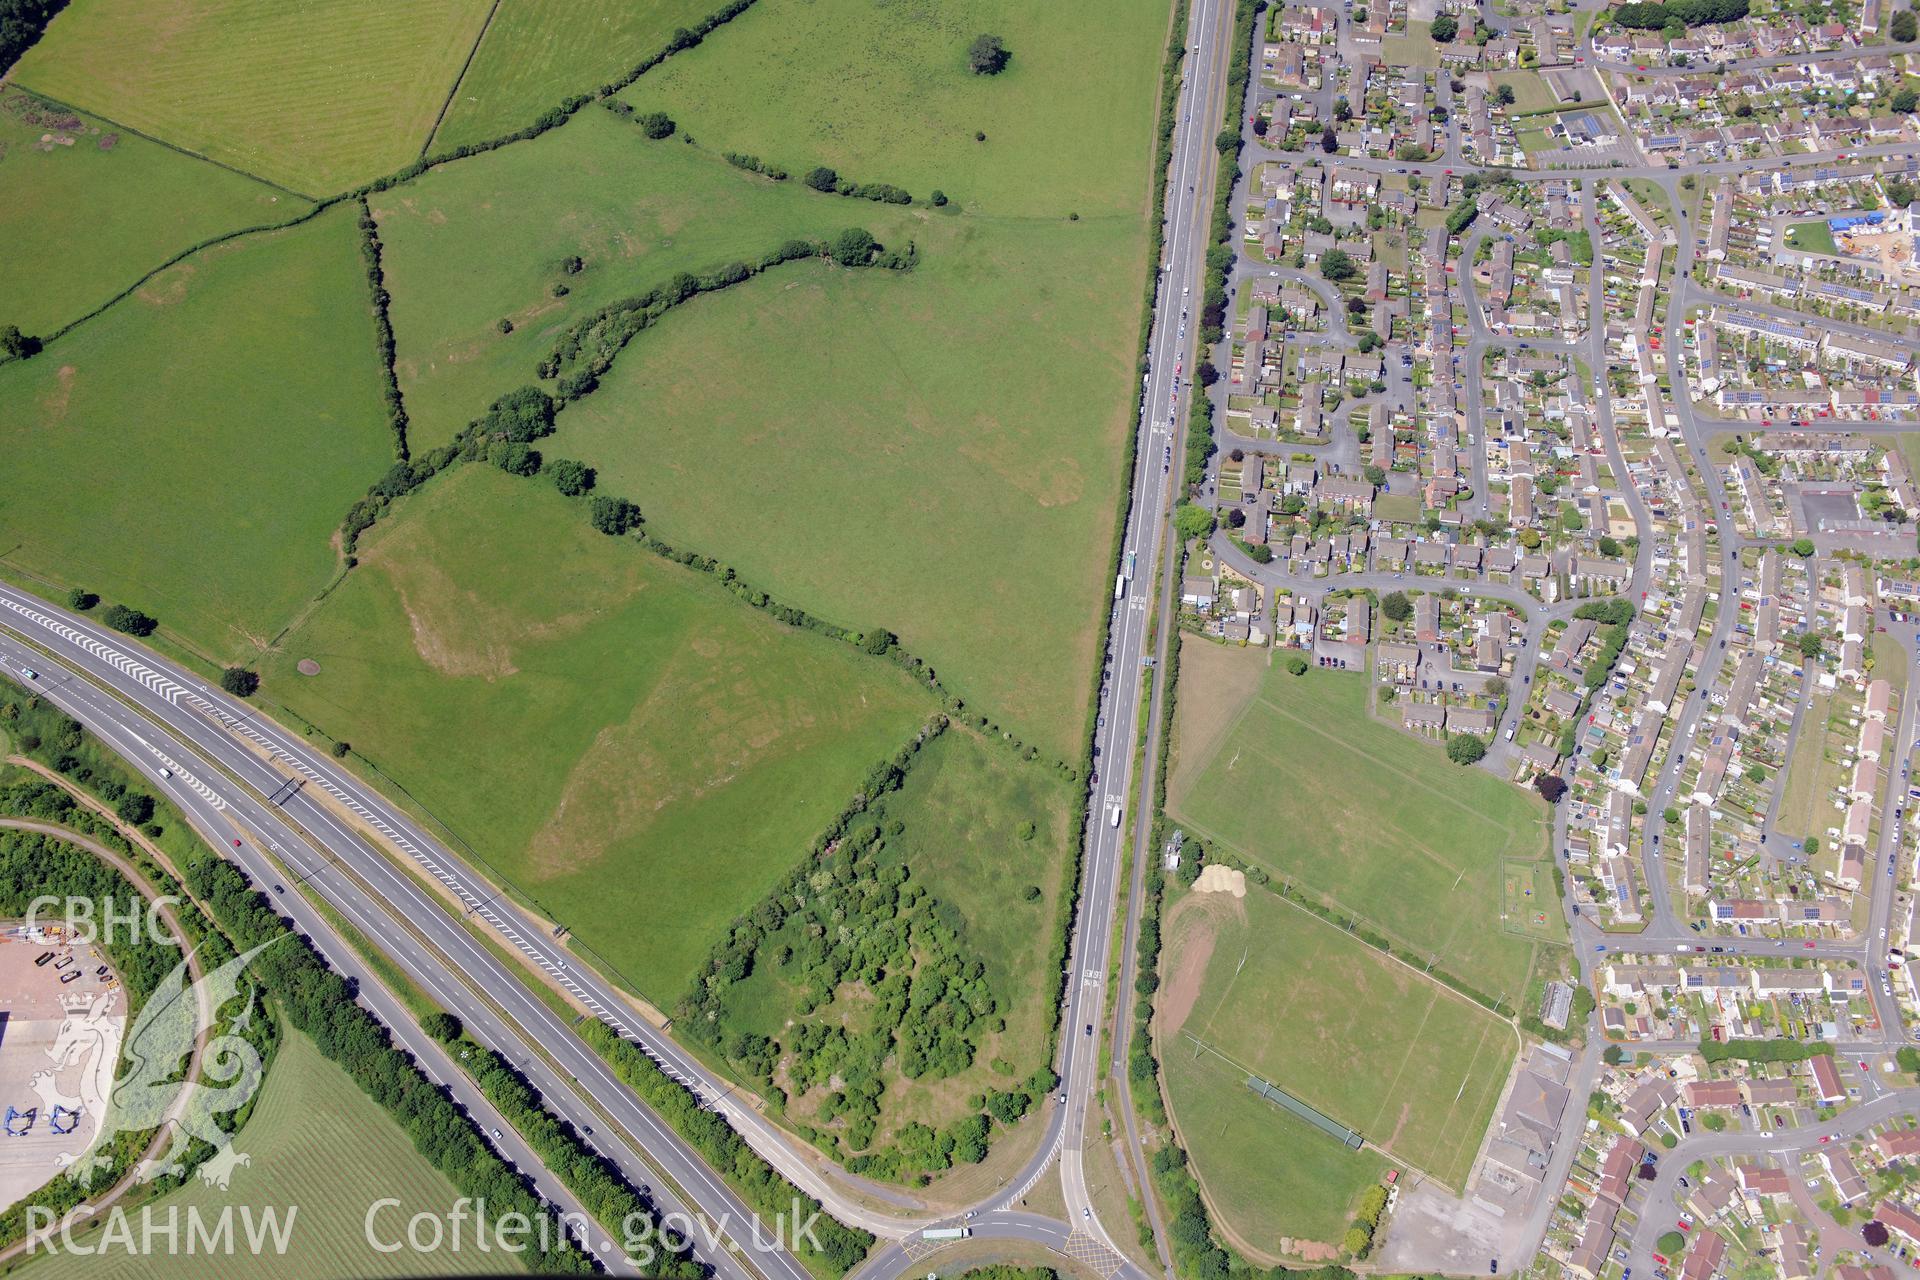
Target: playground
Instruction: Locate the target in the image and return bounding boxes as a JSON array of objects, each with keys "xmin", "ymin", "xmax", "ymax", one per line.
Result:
[{"xmin": 0, "ymin": 924, "xmax": 124, "ymax": 1212}]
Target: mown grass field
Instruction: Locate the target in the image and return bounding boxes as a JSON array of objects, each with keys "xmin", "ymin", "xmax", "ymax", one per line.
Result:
[
  {"xmin": 1163, "ymin": 886, "xmax": 1512, "ymax": 1194},
  {"xmin": 546, "ymin": 214, "xmax": 1139, "ymax": 761},
  {"xmin": 0, "ymin": 206, "xmax": 393, "ymax": 661},
  {"xmin": 12, "ymin": 0, "xmax": 495, "ymax": 194},
  {"xmin": 259, "ymin": 466, "xmax": 933, "ymax": 1002},
  {"xmin": 0, "ymin": 89, "xmax": 305, "ymax": 335},
  {"xmin": 26, "ymin": 1030, "xmax": 524, "ymax": 1279},
  {"xmin": 1168, "ymin": 645, "xmax": 1555, "ymax": 1002},
  {"xmin": 431, "ymin": 0, "xmax": 715, "ymax": 150},
  {"xmin": 373, "ymin": 106, "xmax": 923, "ymax": 451},
  {"xmin": 630, "ymin": 0, "xmax": 1169, "ymax": 218},
  {"xmin": 718, "ymin": 726, "xmax": 1074, "ymax": 1140},
  {"xmin": 1160, "ymin": 991, "xmax": 1391, "ymax": 1257}
]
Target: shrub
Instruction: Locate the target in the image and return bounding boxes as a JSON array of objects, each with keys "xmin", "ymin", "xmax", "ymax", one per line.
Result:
[
  {"xmin": 1284, "ymin": 653, "xmax": 1309, "ymax": 676},
  {"xmin": 589, "ymin": 496, "xmax": 643, "ymax": 536},
  {"xmin": 422, "ymin": 1012, "xmax": 463, "ymax": 1042},
  {"xmin": 102, "ymin": 604, "xmax": 157, "ymax": 637},
  {"xmin": 549, "ymin": 459, "xmax": 596, "ymax": 497},
  {"xmin": 637, "ymin": 111, "xmax": 676, "ymax": 139},
  {"xmin": 219, "ymin": 668, "xmax": 260, "ymax": 697},
  {"xmin": 66, "ymin": 588, "xmax": 98, "ymax": 611},
  {"xmin": 804, "ymin": 165, "xmax": 839, "ymax": 192},
  {"xmin": 831, "ymin": 227, "xmax": 878, "ymax": 266},
  {"xmin": 330, "ymin": 741, "xmax": 351, "ymax": 759}
]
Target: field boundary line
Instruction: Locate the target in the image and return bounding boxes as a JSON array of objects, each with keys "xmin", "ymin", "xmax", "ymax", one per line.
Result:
[
  {"xmin": 1361, "ymin": 978, "xmax": 1444, "ymax": 1148},
  {"xmin": 1250, "ymin": 689, "xmax": 1513, "ymax": 834},
  {"xmin": 6, "ymin": 82, "xmax": 321, "ymax": 201},
  {"xmin": 1219, "ymin": 730, "xmax": 1466, "ymax": 881},
  {"xmin": 1182, "ymin": 1031, "xmax": 1452, "ymax": 1191},
  {"xmin": 1169, "ymin": 806, "xmax": 1528, "ymax": 1004},
  {"xmin": 1256, "ymin": 878, "xmax": 1523, "ymax": 1036},
  {"xmin": 422, "ymin": 0, "xmax": 507, "ymax": 156}
]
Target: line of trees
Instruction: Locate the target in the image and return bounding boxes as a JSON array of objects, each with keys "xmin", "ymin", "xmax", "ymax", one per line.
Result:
[
  {"xmin": 539, "ymin": 235, "xmax": 914, "ymax": 400},
  {"xmin": 457, "ymin": 1040, "xmax": 701, "ymax": 1277},
  {"xmin": 1611, "ymin": 0, "xmax": 1747, "ymax": 27},
  {"xmin": 355, "ymin": 200, "xmax": 410, "ymax": 460},
  {"xmin": 0, "ymin": 0, "xmax": 64, "ymax": 75}
]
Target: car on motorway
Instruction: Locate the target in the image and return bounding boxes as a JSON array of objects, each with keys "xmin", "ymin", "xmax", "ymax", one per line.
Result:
[{"xmin": 19, "ymin": 669, "xmax": 35, "ymax": 681}]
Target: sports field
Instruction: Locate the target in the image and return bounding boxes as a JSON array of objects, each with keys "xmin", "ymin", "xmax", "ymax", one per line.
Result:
[
  {"xmin": 0, "ymin": 206, "xmax": 394, "ymax": 661},
  {"xmin": 1167, "ymin": 643, "xmax": 1556, "ymax": 1002},
  {"xmin": 546, "ymin": 212, "xmax": 1138, "ymax": 761},
  {"xmin": 632, "ymin": 0, "xmax": 1170, "ymax": 217},
  {"xmin": 373, "ymin": 105, "xmax": 922, "ymax": 451},
  {"xmin": 1161, "ymin": 1001, "xmax": 1391, "ymax": 1257},
  {"xmin": 26, "ymin": 1029, "xmax": 524, "ymax": 1279},
  {"xmin": 260, "ymin": 465, "xmax": 933, "ymax": 1001},
  {"xmin": 12, "ymin": 0, "xmax": 495, "ymax": 194},
  {"xmin": 0, "ymin": 89, "xmax": 305, "ymax": 335},
  {"xmin": 431, "ymin": 0, "xmax": 716, "ymax": 150},
  {"xmin": 718, "ymin": 726, "xmax": 1074, "ymax": 1140},
  {"xmin": 1162, "ymin": 886, "xmax": 1512, "ymax": 1195}
]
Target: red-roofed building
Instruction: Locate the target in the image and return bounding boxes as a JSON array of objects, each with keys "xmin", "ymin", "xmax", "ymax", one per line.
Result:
[
  {"xmin": 1810, "ymin": 1054, "xmax": 1845, "ymax": 1103},
  {"xmin": 1685, "ymin": 1080, "xmax": 1744, "ymax": 1108},
  {"xmin": 1879, "ymin": 1129, "xmax": 1920, "ymax": 1162},
  {"xmin": 1877, "ymin": 1199, "xmax": 1920, "ymax": 1247},
  {"xmin": 1597, "ymin": 1137, "xmax": 1646, "ymax": 1204},
  {"xmin": 1680, "ymin": 1230, "xmax": 1727, "ymax": 1280},
  {"xmin": 1736, "ymin": 1164, "xmax": 1791, "ymax": 1198}
]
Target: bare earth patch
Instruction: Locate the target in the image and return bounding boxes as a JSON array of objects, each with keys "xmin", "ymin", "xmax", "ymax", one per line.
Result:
[{"xmin": 1160, "ymin": 891, "xmax": 1241, "ymax": 1035}]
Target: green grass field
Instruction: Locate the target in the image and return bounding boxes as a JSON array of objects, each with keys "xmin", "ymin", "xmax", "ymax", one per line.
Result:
[
  {"xmin": 1165, "ymin": 887, "xmax": 1512, "ymax": 1193},
  {"xmin": 717, "ymin": 726, "xmax": 1074, "ymax": 1140},
  {"xmin": 0, "ymin": 205, "xmax": 394, "ymax": 661},
  {"xmin": 1168, "ymin": 649, "xmax": 1555, "ymax": 1002},
  {"xmin": 1161, "ymin": 1011, "xmax": 1391, "ymax": 1256},
  {"xmin": 373, "ymin": 105, "xmax": 923, "ymax": 451},
  {"xmin": 12, "ymin": 0, "xmax": 495, "ymax": 194},
  {"xmin": 545, "ymin": 213, "xmax": 1138, "ymax": 761},
  {"xmin": 1382, "ymin": 21, "xmax": 1444, "ymax": 68},
  {"xmin": 431, "ymin": 0, "xmax": 715, "ymax": 150},
  {"xmin": 0, "ymin": 89, "xmax": 306, "ymax": 334},
  {"xmin": 630, "ymin": 0, "xmax": 1169, "ymax": 218},
  {"xmin": 1784, "ymin": 221, "xmax": 1839, "ymax": 256},
  {"xmin": 25, "ymin": 1029, "xmax": 524, "ymax": 1279},
  {"xmin": 1491, "ymin": 71, "xmax": 1560, "ymax": 113},
  {"xmin": 259, "ymin": 465, "xmax": 933, "ymax": 1001}
]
